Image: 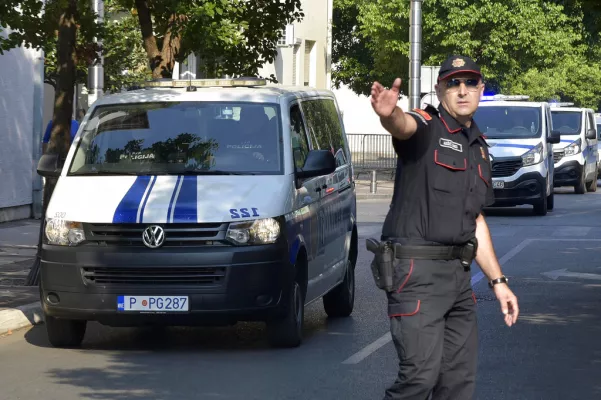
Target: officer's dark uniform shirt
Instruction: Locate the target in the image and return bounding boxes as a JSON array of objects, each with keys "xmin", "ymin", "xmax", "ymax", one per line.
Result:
[{"xmin": 381, "ymin": 103, "xmax": 495, "ymax": 245}]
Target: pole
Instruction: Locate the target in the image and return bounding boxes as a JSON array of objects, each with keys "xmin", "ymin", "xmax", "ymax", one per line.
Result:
[
  {"xmin": 32, "ymin": 50, "xmax": 44, "ymax": 219},
  {"xmin": 87, "ymin": 0, "xmax": 104, "ymax": 107},
  {"xmin": 409, "ymin": 0, "xmax": 422, "ymax": 109}
]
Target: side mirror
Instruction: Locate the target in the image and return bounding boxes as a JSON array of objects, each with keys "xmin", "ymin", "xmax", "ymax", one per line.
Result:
[
  {"xmin": 296, "ymin": 150, "xmax": 336, "ymax": 180},
  {"xmin": 548, "ymin": 130, "xmax": 561, "ymax": 144},
  {"xmin": 586, "ymin": 128, "xmax": 597, "ymax": 140},
  {"xmin": 37, "ymin": 154, "xmax": 62, "ymax": 178}
]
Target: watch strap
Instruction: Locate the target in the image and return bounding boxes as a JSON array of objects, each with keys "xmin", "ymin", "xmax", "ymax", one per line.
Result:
[{"xmin": 488, "ymin": 275, "xmax": 508, "ymax": 288}]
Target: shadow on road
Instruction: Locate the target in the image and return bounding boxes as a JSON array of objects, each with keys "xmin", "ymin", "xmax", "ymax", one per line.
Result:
[{"xmin": 22, "ymin": 307, "xmax": 361, "ymax": 399}]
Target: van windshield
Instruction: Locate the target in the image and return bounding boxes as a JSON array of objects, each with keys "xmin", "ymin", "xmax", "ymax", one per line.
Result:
[
  {"xmin": 68, "ymin": 102, "xmax": 282, "ymax": 176},
  {"xmin": 473, "ymin": 106, "xmax": 542, "ymax": 139},
  {"xmin": 551, "ymin": 111, "xmax": 581, "ymax": 136}
]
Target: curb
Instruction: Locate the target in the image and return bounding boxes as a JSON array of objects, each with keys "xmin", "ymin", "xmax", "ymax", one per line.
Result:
[{"xmin": 0, "ymin": 301, "xmax": 44, "ymax": 336}]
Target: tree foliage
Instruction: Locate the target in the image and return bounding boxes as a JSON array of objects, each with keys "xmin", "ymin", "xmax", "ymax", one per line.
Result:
[
  {"xmin": 332, "ymin": 0, "xmax": 601, "ymax": 110},
  {"xmin": 112, "ymin": 0, "xmax": 304, "ymax": 81}
]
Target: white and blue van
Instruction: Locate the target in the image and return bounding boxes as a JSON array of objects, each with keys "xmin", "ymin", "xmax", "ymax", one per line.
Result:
[
  {"xmin": 36, "ymin": 78, "xmax": 358, "ymax": 348},
  {"xmin": 473, "ymin": 95, "xmax": 560, "ymax": 215},
  {"xmin": 550, "ymin": 106, "xmax": 598, "ymax": 193}
]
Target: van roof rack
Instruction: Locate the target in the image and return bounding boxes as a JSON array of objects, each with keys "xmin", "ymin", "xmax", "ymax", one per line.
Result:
[
  {"xmin": 144, "ymin": 77, "xmax": 267, "ymax": 90},
  {"xmin": 481, "ymin": 94, "xmax": 530, "ymax": 101}
]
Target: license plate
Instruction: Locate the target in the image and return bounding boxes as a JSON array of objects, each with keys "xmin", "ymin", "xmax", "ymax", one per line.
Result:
[
  {"xmin": 117, "ymin": 296, "xmax": 189, "ymax": 312},
  {"xmin": 493, "ymin": 181, "xmax": 504, "ymax": 189}
]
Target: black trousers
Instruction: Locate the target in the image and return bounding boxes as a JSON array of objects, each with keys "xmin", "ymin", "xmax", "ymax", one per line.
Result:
[{"xmin": 383, "ymin": 258, "xmax": 478, "ymax": 400}]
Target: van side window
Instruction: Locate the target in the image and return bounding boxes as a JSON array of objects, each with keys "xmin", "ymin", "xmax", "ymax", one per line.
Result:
[
  {"xmin": 302, "ymin": 99, "xmax": 348, "ymax": 167},
  {"xmin": 290, "ymin": 105, "xmax": 310, "ymax": 170}
]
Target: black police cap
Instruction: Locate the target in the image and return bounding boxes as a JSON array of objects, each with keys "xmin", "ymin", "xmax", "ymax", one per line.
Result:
[{"xmin": 438, "ymin": 55, "xmax": 483, "ymax": 81}]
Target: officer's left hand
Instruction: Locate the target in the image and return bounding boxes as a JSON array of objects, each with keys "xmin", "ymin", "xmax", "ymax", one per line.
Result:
[{"xmin": 493, "ymin": 284, "xmax": 519, "ymax": 327}]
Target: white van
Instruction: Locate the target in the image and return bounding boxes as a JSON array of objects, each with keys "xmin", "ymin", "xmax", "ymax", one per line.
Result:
[
  {"xmin": 36, "ymin": 78, "xmax": 358, "ymax": 348},
  {"xmin": 473, "ymin": 95, "xmax": 560, "ymax": 215},
  {"xmin": 551, "ymin": 106, "xmax": 598, "ymax": 193}
]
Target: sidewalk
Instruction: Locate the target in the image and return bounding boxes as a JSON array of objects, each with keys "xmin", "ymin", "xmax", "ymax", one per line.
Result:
[{"xmin": 0, "ymin": 219, "xmax": 43, "ymax": 336}]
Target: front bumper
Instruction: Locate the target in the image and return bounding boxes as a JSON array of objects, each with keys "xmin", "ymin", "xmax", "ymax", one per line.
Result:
[
  {"xmin": 490, "ymin": 172, "xmax": 546, "ymax": 207},
  {"xmin": 40, "ymin": 241, "xmax": 293, "ymax": 326},
  {"xmin": 553, "ymin": 161, "xmax": 583, "ymax": 186}
]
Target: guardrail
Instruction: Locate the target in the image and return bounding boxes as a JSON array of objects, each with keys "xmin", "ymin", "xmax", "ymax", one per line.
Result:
[{"xmin": 347, "ymin": 133, "xmax": 397, "ymax": 180}]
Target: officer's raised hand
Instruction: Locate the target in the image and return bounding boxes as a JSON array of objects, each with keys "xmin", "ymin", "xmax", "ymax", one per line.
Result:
[
  {"xmin": 370, "ymin": 78, "xmax": 402, "ymax": 118},
  {"xmin": 370, "ymin": 78, "xmax": 419, "ymax": 140}
]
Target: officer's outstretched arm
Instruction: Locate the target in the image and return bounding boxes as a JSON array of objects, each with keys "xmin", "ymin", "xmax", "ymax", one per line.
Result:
[{"xmin": 371, "ymin": 79, "xmax": 419, "ymax": 141}]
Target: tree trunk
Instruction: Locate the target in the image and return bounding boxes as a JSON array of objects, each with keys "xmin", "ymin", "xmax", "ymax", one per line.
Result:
[
  {"xmin": 26, "ymin": 0, "xmax": 78, "ymax": 286},
  {"xmin": 134, "ymin": 0, "xmax": 182, "ymax": 79}
]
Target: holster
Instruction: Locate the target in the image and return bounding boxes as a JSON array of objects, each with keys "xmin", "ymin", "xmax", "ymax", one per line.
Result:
[{"xmin": 365, "ymin": 238, "xmax": 395, "ymax": 292}]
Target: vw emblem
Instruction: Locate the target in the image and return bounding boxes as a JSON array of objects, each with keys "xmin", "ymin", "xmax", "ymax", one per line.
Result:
[{"xmin": 142, "ymin": 225, "xmax": 165, "ymax": 248}]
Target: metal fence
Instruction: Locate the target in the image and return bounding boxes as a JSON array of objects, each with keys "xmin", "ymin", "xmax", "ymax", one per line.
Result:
[{"xmin": 347, "ymin": 134, "xmax": 397, "ymax": 179}]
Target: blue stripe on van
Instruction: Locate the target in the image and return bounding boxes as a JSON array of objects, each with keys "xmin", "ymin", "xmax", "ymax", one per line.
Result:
[
  {"xmin": 138, "ymin": 175, "xmax": 157, "ymax": 223},
  {"xmin": 112, "ymin": 176, "xmax": 153, "ymax": 223},
  {"xmin": 167, "ymin": 175, "xmax": 183, "ymax": 223},
  {"xmin": 173, "ymin": 175, "xmax": 197, "ymax": 222}
]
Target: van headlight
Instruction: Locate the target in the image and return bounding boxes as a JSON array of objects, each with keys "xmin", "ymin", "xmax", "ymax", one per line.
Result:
[
  {"xmin": 522, "ymin": 143, "xmax": 544, "ymax": 167},
  {"xmin": 226, "ymin": 218, "xmax": 280, "ymax": 245},
  {"xmin": 45, "ymin": 219, "xmax": 86, "ymax": 246},
  {"xmin": 563, "ymin": 138, "xmax": 582, "ymax": 156}
]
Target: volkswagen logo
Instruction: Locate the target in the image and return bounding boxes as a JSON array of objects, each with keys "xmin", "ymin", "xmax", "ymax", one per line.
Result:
[{"xmin": 142, "ymin": 225, "xmax": 165, "ymax": 248}]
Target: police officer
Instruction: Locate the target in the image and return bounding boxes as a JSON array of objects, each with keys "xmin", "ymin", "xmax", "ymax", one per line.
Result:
[{"xmin": 369, "ymin": 55, "xmax": 520, "ymax": 400}]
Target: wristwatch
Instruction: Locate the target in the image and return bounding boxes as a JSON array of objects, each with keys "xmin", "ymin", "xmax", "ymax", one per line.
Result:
[{"xmin": 488, "ymin": 275, "xmax": 509, "ymax": 288}]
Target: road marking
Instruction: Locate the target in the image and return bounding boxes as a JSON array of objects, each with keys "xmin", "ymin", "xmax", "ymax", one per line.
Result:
[
  {"xmin": 470, "ymin": 239, "xmax": 534, "ymax": 286},
  {"xmin": 542, "ymin": 269, "xmax": 601, "ymax": 281},
  {"xmin": 342, "ymin": 332, "xmax": 392, "ymax": 365},
  {"xmin": 552, "ymin": 227, "xmax": 591, "ymax": 237}
]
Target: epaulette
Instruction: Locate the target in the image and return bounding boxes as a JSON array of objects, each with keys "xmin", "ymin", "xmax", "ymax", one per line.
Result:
[{"xmin": 407, "ymin": 106, "xmax": 435, "ymax": 125}]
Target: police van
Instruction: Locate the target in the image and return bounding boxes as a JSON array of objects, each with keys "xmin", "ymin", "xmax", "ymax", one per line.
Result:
[
  {"xmin": 36, "ymin": 78, "xmax": 358, "ymax": 348},
  {"xmin": 473, "ymin": 95, "xmax": 560, "ymax": 215},
  {"xmin": 550, "ymin": 105, "xmax": 598, "ymax": 193}
]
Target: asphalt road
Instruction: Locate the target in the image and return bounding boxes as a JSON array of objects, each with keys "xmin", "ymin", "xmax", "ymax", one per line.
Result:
[{"xmin": 1, "ymin": 186, "xmax": 601, "ymax": 400}]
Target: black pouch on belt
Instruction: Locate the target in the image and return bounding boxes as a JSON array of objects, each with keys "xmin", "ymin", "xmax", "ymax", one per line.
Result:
[{"xmin": 365, "ymin": 238, "xmax": 395, "ymax": 292}]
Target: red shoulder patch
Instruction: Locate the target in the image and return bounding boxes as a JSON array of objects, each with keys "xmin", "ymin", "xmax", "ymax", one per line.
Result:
[{"xmin": 412, "ymin": 108, "xmax": 432, "ymax": 121}]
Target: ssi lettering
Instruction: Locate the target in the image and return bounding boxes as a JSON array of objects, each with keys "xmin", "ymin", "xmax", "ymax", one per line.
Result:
[
  {"xmin": 230, "ymin": 208, "xmax": 260, "ymax": 219},
  {"xmin": 54, "ymin": 212, "xmax": 66, "ymax": 219}
]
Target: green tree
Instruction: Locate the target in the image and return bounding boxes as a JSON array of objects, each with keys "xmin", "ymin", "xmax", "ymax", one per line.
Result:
[
  {"xmin": 114, "ymin": 0, "xmax": 304, "ymax": 80},
  {"xmin": 332, "ymin": 0, "xmax": 601, "ymax": 109}
]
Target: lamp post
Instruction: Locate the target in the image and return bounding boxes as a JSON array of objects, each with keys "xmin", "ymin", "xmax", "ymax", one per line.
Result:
[{"xmin": 408, "ymin": 0, "xmax": 422, "ymax": 110}]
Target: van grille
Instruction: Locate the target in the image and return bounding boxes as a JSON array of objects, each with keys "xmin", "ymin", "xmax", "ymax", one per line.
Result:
[
  {"xmin": 83, "ymin": 223, "xmax": 229, "ymax": 247},
  {"xmin": 82, "ymin": 266, "xmax": 227, "ymax": 286},
  {"xmin": 491, "ymin": 158, "xmax": 523, "ymax": 178}
]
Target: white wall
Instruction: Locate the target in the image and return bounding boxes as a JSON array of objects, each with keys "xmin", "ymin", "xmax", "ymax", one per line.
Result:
[
  {"xmin": 0, "ymin": 31, "xmax": 40, "ymax": 217},
  {"xmin": 258, "ymin": 0, "xmax": 330, "ymax": 89},
  {"xmin": 332, "ymin": 83, "xmax": 409, "ymax": 135}
]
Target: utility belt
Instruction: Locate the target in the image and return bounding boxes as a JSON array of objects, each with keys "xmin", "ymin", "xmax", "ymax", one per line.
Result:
[{"xmin": 365, "ymin": 238, "xmax": 478, "ymax": 292}]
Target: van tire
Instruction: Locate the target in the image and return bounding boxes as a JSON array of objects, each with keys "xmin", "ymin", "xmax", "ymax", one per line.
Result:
[
  {"xmin": 547, "ymin": 191, "xmax": 554, "ymax": 211},
  {"xmin": 533, "ymin": 192, "xmax": 547, "ymax": 216},
  {"xmin": 575, "ymin": 169, "xmax": 586, "ymax": 194},
  {"xmin": 323, "ymin": 259, "xmax": 355, "ymax": 318},
  {"xmin": 266, "ymin": 280, "xmax": 304, "ymax": 348},
  {"xmin": 45, "ymin": 315, "xmax": 86, "ymax": 348},
  {"xmin": 586, "ymin": 177, "xmax": 597, "ymax": 192}
]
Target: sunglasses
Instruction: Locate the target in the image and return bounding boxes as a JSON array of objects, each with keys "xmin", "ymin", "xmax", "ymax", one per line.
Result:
[{"xmin": 445, "ymin": 78, "xmax": 481, "ymax": 92}]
